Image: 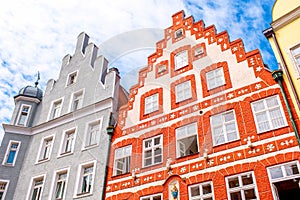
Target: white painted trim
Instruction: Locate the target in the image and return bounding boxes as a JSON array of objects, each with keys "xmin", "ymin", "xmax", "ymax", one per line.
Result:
[
  {"xmin": 68, "ymin": 89, "xmax": 85, "ymax": 113},
  {"xmin": 16, "ymin": 104, "xmax": 32, "ymax": 127},
  {"xmin": 48, "ymin": 167, "xmax": 70, "ymax": 200},
  {"xmin": 58, "ymin": 126, "xmax": 77, "ymax": 158},
  {"xmin": 2, "ymin": 140, "xmax": 21, "ymax": 166},
  {"xmin": 47, "ymin": 97, "xmax": 65, "ymax": 121},
  {"xmin": 81, "ymin": 117, "xmax": 104, "ymax": 150},
  {"xmin": 65, "ymin": 70, "xmax": 79, "ymax": 88},
  {"xmin": 26, "ymin": 174, "xmax": 46, "ymax": 200},
  {"xmin": 188, "ymin": 180, "xmax": 214, "ymax": 200},
  {"xmin": 142, "ymin": 134, "xmax": 163, "ymax": 168},
  {"xmin": 35, "ymin": 134, "xmax": 55, "ymax": 164},
  {"xmin": 0, "ymin": 179, "xmax": 10, "ymax": 200}
]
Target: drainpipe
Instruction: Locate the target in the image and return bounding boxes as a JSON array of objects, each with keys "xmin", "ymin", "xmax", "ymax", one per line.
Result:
[
  {"xmin": 102, "ymin": 113, "xmax": 115, "ymax": 200},
  {"xmin": 272, "ymin": 70, "xmax": 300, "ymax": 148},
  {"xmin": 263, "ymin": 27, "xmax": 300, "ymax": 111}
]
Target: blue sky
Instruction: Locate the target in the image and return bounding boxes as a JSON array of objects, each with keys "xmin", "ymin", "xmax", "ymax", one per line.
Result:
[{"xmin": 0, "ymin": 0, "xmax": 276, "ymax": 143}]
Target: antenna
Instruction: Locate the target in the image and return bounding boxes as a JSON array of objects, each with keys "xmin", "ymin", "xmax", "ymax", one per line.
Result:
[{"xmin": 35, "ymin": 71, "xmax": 40, "ymax": 87}]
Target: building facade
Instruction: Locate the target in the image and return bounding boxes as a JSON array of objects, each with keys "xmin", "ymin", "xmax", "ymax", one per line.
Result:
[
  {"xmin": 105, "ymin": 11, "xmax": 300, "ymax": 200},
  {"xmin": 264, "ymin": 0, "xmax": 300, "ymax": 117},
  {"xmin": 0, "ymin": 32, "xmax": 128, "ymax": 200}
]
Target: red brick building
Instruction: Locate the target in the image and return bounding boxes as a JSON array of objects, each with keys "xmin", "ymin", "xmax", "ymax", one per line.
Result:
[{"xmin": 105, "ymin": 11, "xmax": 300, "ymax": 200}]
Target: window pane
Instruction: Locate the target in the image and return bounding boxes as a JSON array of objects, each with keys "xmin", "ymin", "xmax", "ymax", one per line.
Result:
[
  {"xmin": 190, "ymin": 185, "xmax": 200, "ymax": 196},
  {"xmin": 228, "ymin": 177, "xmax": 239, "ymax": 188},
  {"xmin": 202, "ymin": 184, "xmax": 212, "ymax": 194},
  {"xmin": 242, "ymin": 174, "xmax": 253, "ymax": 185},
  {"xmin": 270, "ymin": 167, "xmax": 283, "ymax": 179},
  {"xmin": 178, "ymin": 136, "xmax": 198, "ymax": 157},
  {"xmin": 230, "ymin": 191, "xmax": 242, "ymax": 200},
  {"xmin": 7, "ymin": 150, "xmax": 16, "ymax": 164},
  {"xmin": 244, "ymin": 188, "xmax": 257, "ymax": 200},
  {"xmin": 285, "ymin": 164, "xmax": 299, "ymax": 176}
]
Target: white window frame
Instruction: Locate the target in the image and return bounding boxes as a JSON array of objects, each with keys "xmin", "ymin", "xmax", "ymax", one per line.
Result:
[
  {"xmin": 206, "ymin": 68, "xmax": 225, "ymax": 90},
  {"xmin": 59, "ymin": 127, "xmax": 77, "ymax": 157},
  {"xmin": 26, "ymin": 174, "xmax": 46, "ymax": 200},
  {"xmin": 210, "ymin": 110, "xmax": 239, "ymax": 146},
  {"xmin": 2, "ymin": 140, "xmax": 21, "ymax": 166},
  {"xmin": 289, "ymin": 43, "xmax": 300, "ymax": 77},
  {"xmin": 140, "ymin": 193, "xmax": 162, "ymax": 200},
  {"xmin": 251, "ymin": 95, "xmax": 287, "ymax": 133},
  {"xmin": 175, "ymin": 80, "xmax": 192, "ymax": 103},
  {"xmin": 176, "ymin": 123, "xmax": 199, "ymax": 158},
  {"xmin": 175, "ymin": 50, "xmax": 188, "ymax": 70},
  {"xmin": 36, "ymin": 135, "xmax": 55, "ymax": 163},
  {"xmin": 188, "ymin": 181, "xmax": 214, "ymax": 200},
  {"xmin": 194, "ymin": 46, "xmax": 204, "ymax": 57},
  {"xmin": 225, "ymin": 171, "xmax": 259, "ymax": 200},
  {"xmin": 74, "ymin": 160, "xmax": 96, "ymax": 198},
  {"xmin": 143, "ymin": 135, "xmax": 163, "ymax": 167},
  {"xmin": 49, "ymin": 168, "xmax": 69, "ymax": 200},
  {"xmin": 0, "ymin": 179, "xmax": 9, "ymax": 200},
  {"xmin": 174, "ymin": 28, "xmax": 183, "ymax": 39},
  {"xmin": 83, "ymin": 118, "xmax": 103, "ymax": 149},
  {"xmin": 69, "ymin": 89, "xmax": 84, "ymax": 112},
  {"xmin": 48, "ymin": 98, "xmax": 64, "ymax": 120},
  {"xmin": 16, "ymin": 104, "xmax": 31, "ymax": 126},
  {"xmin": 66, "ymin": 70, "xmax": 78, "ymax": 87},
  {"xmin": 113, "ymin": 145, "xmax": 132, "ymax": 176},
  {"xmin": 144, "ymin": 93, "xmax": 159, "ymax": 114}
]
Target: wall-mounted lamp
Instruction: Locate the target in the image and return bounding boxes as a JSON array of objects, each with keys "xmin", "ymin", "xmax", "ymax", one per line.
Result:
[
  {"xmin": 247, "ymin": 137, "xmax": 254, "ymax": 148},
  {"xmin": 166, "ymin": 158, "xmax": 172, "ymax": 171},
  {"xmin": 203, "ymin": 149, "xmax": 209, "ymax": 160}
]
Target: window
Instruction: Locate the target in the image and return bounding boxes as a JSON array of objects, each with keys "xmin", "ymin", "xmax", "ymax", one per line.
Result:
[
  {"xmin": 54, "ymin": 170, "xmax": 68, "ymax": 200},
  {"xmin": 76, "ymin": 162, "xmax": 96, "ymax": 196},
  {"xmin": 251, "ymin": 95, "xmax": 287, "ymax": 133},
  {"xmin": 17, "ymin": 104, "xmax": 31, "ymax": 126},
  {"xmin": 175, "ymin": 28, "xmax": 183, "ymax": 38},
  {"xmin": 113, "ymin": 145, "xmax": 132, "ymax": 176},
  {"xmin": 268, "ymin": 161, "xmax": 300, "ymax": 181},
  {"xmin": 211, "ymin": 110, "xmax": 238, "ymax": 145},
  {"xmin": 145, "ymin": 93, "xmax": 159, "ymax": 114},
  {"xmin": 49, "ymin": 99, "xmax": 63, "ymax": 120},
  {"xmin": 29, "ymin": 176, "xmax": 45, "ymax": 200},
  {"xmin": 85, "ymin": 119, "xmax": 101, "ymax": 147},
  {"xmin": 194, "ymin": 46, "xmax": 204, "ymax": 57},
  {"xmin": 66, "ymin": 71, "xmax": 78, "ymax": 86},
  {"xmin": 140, "ymin": 193, "xmax": 162, "ymax": 200},
  {"xmin": 157, "ymin": 65, "xmax": 167, "ymax": 74},
  {"xmin": 175, "ymin": 50, "xmax": 188, "ymax": 70},
  {"xmin": 226, "ymin": 172, "xmax": 258, "ymax": 200},
  {"xmin": 175, "ymin": 80, "xmax": 192, "ymax": 103},
  {"xmin": 0, "ymin": 180, "xmax": 9, "ymax": 200},
  {"xmin": 189, "ymin": 181, "xmax": 214, "ymax": 200},
  {"xmin": 70, "ymin": 90, "xmax": 84, "ymax": 111},
  {"xmin": 2, "ymin": 140, "xmax": 20, "ymax": 166},
  {"xmin": 176, "ymin": 123, "xmax": 199, "ymax": 158},
  {"xmin": 38, "ymin": 136, "xmax": 54, "ymax": 162},
  {"xmin": 206, "ymin": 68, "xmax": 225, "ymax": 90},
  {"xmin": 291, "ymin": 45, "xmax": 300, "ymax": 75},
  {"xmin": 60, "ymin": 128, "xmax": 76, "ymax": 155},
  {"xmin": 143, "ymin": 135, "xmax": 162, "ymax": 167}
]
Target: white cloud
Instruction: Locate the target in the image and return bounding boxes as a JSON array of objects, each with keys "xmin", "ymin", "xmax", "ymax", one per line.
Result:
[{"xmin": 0, "ymin": 0, "xmax": 276, "ymax": 143}]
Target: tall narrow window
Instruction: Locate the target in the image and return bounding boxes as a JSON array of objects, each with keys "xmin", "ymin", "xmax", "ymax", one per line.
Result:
[
  {"xmin": 175, "ymin": 80, "xmax": 192, "ymax": 103},
  {"xmin": 176, "ymin": 123, "xmax": 198, "ymax": 158},
  {"xmin": 71, "ymin": 90, "xmax": 84, "ymax": 111},
  {"xmin": 50, "ymin": 99, "xmax": 63, "ymax": 120},
  {"xmin": 175, "ymin": 50, "xmax": 188, "ymax": 70},
  {"xmin": 145, "ymin": 93, "xmax": 158, "ymax": 114},
  {"xmin": 17, "ymin": 104, "xmax": 31, "ymax": 126},
  {"xmin": 85, "ymin": 120, "xmax": 101, "ymax": 147},
  {"xmin": 38, "ymin": 136, "xmax": 53, "ymax": 162},
  {"xmin": 66, "ymin": 71, "xmax": 78, "ymax": 86},
  {"xmin": 226, "ymin": 172, "xmax": 258, "ymax": 200},
  {"xmin": 211, "ymin": 110, "xmax": 238, "ymax": 145},
  {"xmin": 113, "ymin": 145, "xmax": 132, "ymax": 175},
  {"xmin": 206, "ymin": 68, "xmax": 225, "ymax": 90},
  {"xmin": 143, "ymin": 135, "xmax": 162, "ymax": 167},
  {"xmin": 76, "ymin": 162, "xmax": 96, "ymax": 197},
  {"xmin": 2, "ymin": 140, "xmax": 20, "ymax": 166},
  {"xmin": 189, "ymin": 181, "xmax": 214, "ymax": 200},
  {"xmin": 29, "ymin": 176, "xmax": 44, "ymax": 200},
  {"xmin": 60, "ymin": 129, "xmax": 76, "ymax": 155},
  {"xmin": 54, "ymin": 171, "xmax": 68, "ymax": 199},
  {"xmin": 0, "ymin": 180, "xmax": 9, "ymax": 200},
  {"xmin": 251, "ymin": 95, "xmax": 287, "ymax": 133},
  {"xmin": 291, "ymin": 45, "xmax": 300, "ymax": 75}
]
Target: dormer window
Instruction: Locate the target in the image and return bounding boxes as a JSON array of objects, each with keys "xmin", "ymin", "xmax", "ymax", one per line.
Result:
[
  {"xmin": 175, "ymin": 28, "xmax": 183, "ymax": 39},
  {"xmin": 17, "ymin": 104, "xmax": 31, "ymax": 126},
  {"xmin": 66, "ymin": 71, "xmax": 78, "ymax": 86}
]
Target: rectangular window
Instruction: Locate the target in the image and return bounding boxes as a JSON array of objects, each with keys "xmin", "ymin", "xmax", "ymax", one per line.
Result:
[
  {"xmin": 226, "ymin": 172, "xmax": 258, "ymax": 200},
  {"xmin": 145, "ymin": 93, "xmax": 159, "ymax": 114},
  {"xmin": 76, "ymin": 161, "xmax": 96, "ymax": 196},
  {"xmin": 291, "ymin": 45, "xmax": 300, "ymax": 75},
  {"xmin": 66, "ymin": 71, "xmax": 78, "ymax": 86},
  {"xmin": 29, "ymin": 176, "xmax": 45, "ymax": 200},
  {"xmin": 114, "ymin": 145, "xmax": 132, "ymax": 176},
  {"xmin": 71, "ymin": 90, "xmax": 84, "ymax": 111},
  {"xmin": 175, "ymin": 28, "xmax": 183, "ymax": 38},
  {"xmin": 211, "ymin": 110, "xmax": 238, "ymax": 145},
  {"xmin": 175, "ymin": 80, "xmax": 192, "ymax": 103},
  {"xmin": 251, "ymin": 95, "xmax": 287, "ymax": 133},
  {"xmin": 189, "ymin": 181, "xmax": 214, "ymax": 200},
  {"xmin": 175, "ymin": 50, "xmax": 188, "ymax": 70},
  {"xmin": 176, "ymin": 123, "xmax": 199, "ymax": 158},
  {"xmin": 17, "ymin": 104, "xmax": 31, "ymax": 126},
  {"xmin": 54, "ymin": 171, "xmax": 68, "ymax": 200},
  {"xmin": 2, "ymin": 140, "xmax": 20, "ymax": 166},
  {"xmin": 140, "ymin": 193, "xmax": 162, "ymax": 200},
  {"xmin": 85, "ymin": 120, "xmax": 101, "ymax": 147},
  {"xmin": 60, "ymin": 128, "xmax": 76, "ymax": 155},
  {"xmin": 143, "ymin": 135, "xmax": 162, "ymax": 167},
  {"xmin": 0, "ymin": 180, "xmax": 9, "ymax": 200},
  {"xmin": 38, "ymin": 136, "xmax": 54, "ymax": 162},
  {"xmin": 206, "ymin": 68, "xmax": 225, "ymax": 90},
  {"xmin": 268, "ymin": 161, "xmax": 300, "ymax": 181},
  {"xmin": 50, "ymin": 99, "xmax": 63, "ymax": 120}
]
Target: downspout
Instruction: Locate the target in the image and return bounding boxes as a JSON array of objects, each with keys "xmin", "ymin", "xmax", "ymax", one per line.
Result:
[
  {"xmin": 102, "ymin": 112, "xmax": 115, "ymax": 200},
  {"xmin": 272, "ymin": 70, "xmax": 300, "ymax": 148},
  {"xmin": 263, "ymin": 27, "xmax": 300, "ymax": 110}
]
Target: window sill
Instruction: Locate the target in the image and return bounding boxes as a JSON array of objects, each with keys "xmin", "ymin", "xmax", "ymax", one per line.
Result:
[
  {"xmin": 256, "ymin": 125, "xmax": 288, "ymax": 134},
  {"xmin": 35, "ymin": 158, "xmax": 50, "ymax": 165},
  {"xmin": 57, "ymin": 151, "xmax": 74, "ymax": 158},
  {"xmin": 176, "ymin": 152, "xmax": 199, "ymax": 161},
  {"xmin": 74, "ymin": 192, "xmax": 92, "ymax": 199},
  {"xmin": 82, "ymin": 143, "xmax": 98, "ymax": 151},
  {"xmin": 2, "ymin": 163, "xmax": 15, "ymax": 167},
  {"xmin": 142, "ymin": 162, "xmax": 163, "ymax": 169}
]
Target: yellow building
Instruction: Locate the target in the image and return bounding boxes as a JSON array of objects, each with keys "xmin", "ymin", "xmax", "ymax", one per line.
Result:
[{"xmin": 263, "ymin": 0, "xmax": 300, "ymax": 117}]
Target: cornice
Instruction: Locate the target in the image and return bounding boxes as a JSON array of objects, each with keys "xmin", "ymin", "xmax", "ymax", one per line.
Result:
[{"xmin": 271, "ymin": 6, "xmax": 300, "ymax": 31}]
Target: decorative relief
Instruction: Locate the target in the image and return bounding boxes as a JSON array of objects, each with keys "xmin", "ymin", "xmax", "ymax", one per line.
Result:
[
  {"xmin": 219, "ymin": 155, "xmax": 231, "ymax": 162},
  {"xmin": 266, "ymin": 144, "xmax": 275, "ymax": 152},
  {"xmin": 280, "ymin": 139, "xmax": 294, "ymax": 146}
]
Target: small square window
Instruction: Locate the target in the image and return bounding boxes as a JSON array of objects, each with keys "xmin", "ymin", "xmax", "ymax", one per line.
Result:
[
  {"xmin": 145, "ymin": 93, "xmax": 159, "ymax": 115},
  {"xmin": 175, "ymin": 50, "xmax": 188, "ymax": 70},
  {"xmin": 157, "ymin": 65, "xmax": 167, "ymax": 74},
  {"xmin": 67, "ymin": 71, "xmax": 78, "ymax": 86},
  {"xmin": 140, "ymin": 193, "xmax": 162, "ymax": 200},
  {"xmin": 38, "ymin": 136, "xmax": 54, "ymax": 162},
  {"xmin": 174, "ymin": 29, "xmax": 183, "ymax": 39},
  {"xmin": 189, "ymin": 181, "xmax": 214, "ymax": 199},
  {"xmin": 113, "ymin": 145, "xmax": 132, "ymax": 176},
  {"xmin": 2, "ymin": 140, "xmax": 21, "ymax": 166},
  {"xmin": 176, "ymin": 123, "xmax": 198, "ymax": 158},
  {"xmin": 143, "ymin": 135, "xmax": 162, "ymax": 167},
  {"xmin": 194, "ymin": 46, "xmax": 204, "ymax": 56},
  {"xmin": 17, "ymin": 104, "xmax": 31, "ymax": 126},
  {"xmin": 268, "ymin": 161, "xmax": 300, "ymax": 181},
  {"xmin": 175, "ymin": 80, "xmax": 192, "ymax": 103},
  {"xmin": 206, "ymin": 68, "xmax": 225, "ymax": 90}
]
